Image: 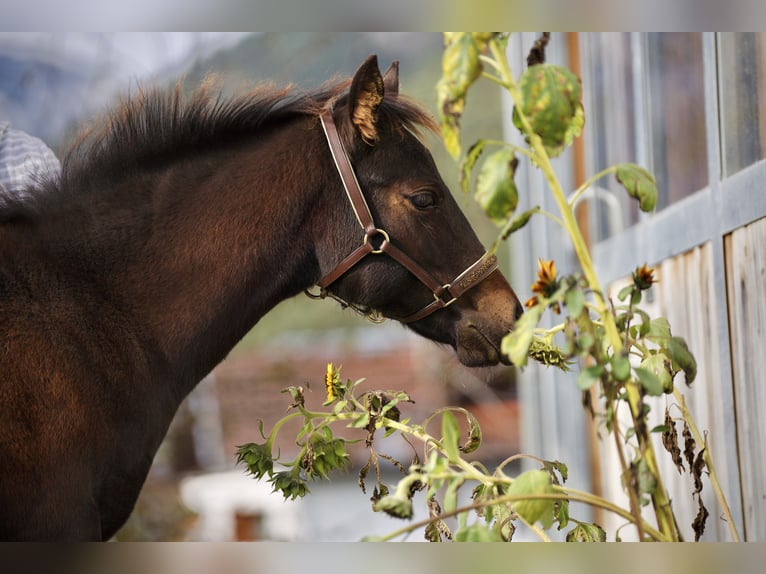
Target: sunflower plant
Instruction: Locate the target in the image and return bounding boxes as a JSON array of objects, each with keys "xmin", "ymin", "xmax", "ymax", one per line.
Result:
[{"xmin": 237, "ymin": 33, "xmax": 738, "ymax": 542}]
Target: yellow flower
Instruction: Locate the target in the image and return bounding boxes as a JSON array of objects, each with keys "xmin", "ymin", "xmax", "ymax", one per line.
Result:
[
  {"xmin": 325, "ymin": 362, "xmax": 336, "ymax": 403},
  {"xmin": 530, "ymin": 258, "xmax": 559, "ymax": 298}
]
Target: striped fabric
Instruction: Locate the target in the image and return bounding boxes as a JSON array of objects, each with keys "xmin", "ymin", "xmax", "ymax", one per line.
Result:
[{"xmin": 0, "ymin": 121, "xmax": 61, "ymax": 199}]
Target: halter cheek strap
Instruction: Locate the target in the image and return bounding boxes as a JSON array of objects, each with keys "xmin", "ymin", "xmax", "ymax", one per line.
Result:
[{"xmin": 307, "ymin": 109, "xmax": 498, "ymax": 324}]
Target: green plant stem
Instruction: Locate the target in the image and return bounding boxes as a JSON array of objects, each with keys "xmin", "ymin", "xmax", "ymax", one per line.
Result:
[
  {"xmin": 370, "ymin": 489, "xmax": 668, "ymax": 542},
  {"xmin": 489, "ymin": 38, "xmax": 679, "ymax": 541},
  {"xmin": 612, "ymin": 413, "xmax": 645, "ymax": 541},
  {"xmin": 673, "ymin": 390, "xmax": 741, "ymax": 542},
  {"xmin": 568, "ymin": 166, "xmax": 619, "ymax": 207}
]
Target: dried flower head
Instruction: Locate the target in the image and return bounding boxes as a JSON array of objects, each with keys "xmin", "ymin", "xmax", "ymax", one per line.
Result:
[
  {"xmin": 531, "ymin": 258, "xmax": 560, "ymax": 297},
  {"xmin": 633, "ymin": 263, "xmax": 656, "ymax": 291}
]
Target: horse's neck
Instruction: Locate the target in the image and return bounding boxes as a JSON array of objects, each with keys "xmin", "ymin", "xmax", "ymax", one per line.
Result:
[{"xmin": 56, "ymin": 123, "xmax": 325, "ymax": 398}]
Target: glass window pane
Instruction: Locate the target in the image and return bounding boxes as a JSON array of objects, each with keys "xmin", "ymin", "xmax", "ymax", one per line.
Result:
[
  {"xmin": 719, "ymin": 33, "xmax": 766, "ymax": 177},
  {"xmin": 645, "ymin": 33, "xmax": 708, "ymax": 209}
]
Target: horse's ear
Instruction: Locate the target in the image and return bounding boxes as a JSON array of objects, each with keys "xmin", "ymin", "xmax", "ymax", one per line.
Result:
[
  {"xmin": 383, "ymin": 61, "xmax": 399, "ymax": 97},
  {"xmin": 348, "ymin": 55, "xmax": 384, "ymax": 144}
]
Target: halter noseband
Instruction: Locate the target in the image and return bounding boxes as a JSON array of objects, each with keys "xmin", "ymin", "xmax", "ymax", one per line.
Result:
[{"xmin": 306, "ymin": 109, "xmax": 499, "ymax": 324}]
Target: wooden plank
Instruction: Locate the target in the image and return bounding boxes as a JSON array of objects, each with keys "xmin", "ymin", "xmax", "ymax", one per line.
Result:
[
  {"xmin": 596, "ymin": 243, "xmax": 736, "ymax": 540},
  {"xmin": 726, "ymin": 216, "xmax": 766, "ymax": 541}
]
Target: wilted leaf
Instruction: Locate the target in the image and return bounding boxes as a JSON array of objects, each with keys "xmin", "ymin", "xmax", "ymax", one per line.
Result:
[
  {"xmin": 661, "ymin": 408, "xmax": 685, "ymax": 474},
  {"xmin": 459, "ymin": 140, "xmax": 488, "ymax": 194},
  {"xmin": 665, "ymin": 336, "xmax": 697, "ymax": 385},
  {"xmin": 692, "ymin": 448, "xmax": 707, "ymax": 495},
  {"xmin": 566, "ymin": 521, "xmax": 607, "ymax": 542},
  {"xmin": 475, "ymin": 148, "xmax": 519, "ymax": 224},
  {"xmin": 615, "ymin": 163, "xmax": 658, "ymax": 212},
  {"xmin": 507, "ymin": 470, "xmax": 556, "ymax": 529},
  {"xmin": 459, "ymin": 409, "xmax": 483, "ymax": 454},
  {"xmin": 513, "ymin": 64, "xmax": 585, "ymax": 157},
  {"xmin": 501, "ymin": 303, "xmax": 543, "ymax": 367},
  {"xmin": 425, "ymin": 497, "xmax": 452, "ymax": 542},
  {"xmin": 683, "ymin": 420, "xmax": 696, "ymax": 470},
  {"xmin": 692, "ymin": 496, "xmax": 709, "ymax": 541},
  {"xmin": 500, "ymin": 206, "xmax": 541, "ymax": 240},
  {"xmin": 438, "ymin": 33, "xmax": 483, "ymax": 159}
]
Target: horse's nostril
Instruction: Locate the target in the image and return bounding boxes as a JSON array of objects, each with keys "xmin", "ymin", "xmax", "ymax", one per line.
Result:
[{"xmin": 514, "ymin": 301, "xmax": 524, "ymax": 322}]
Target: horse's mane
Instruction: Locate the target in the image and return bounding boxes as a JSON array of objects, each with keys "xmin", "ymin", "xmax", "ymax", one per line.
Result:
[{"xmin": 1, "ymin": 74, "xmax": 437, "ymax": 222}]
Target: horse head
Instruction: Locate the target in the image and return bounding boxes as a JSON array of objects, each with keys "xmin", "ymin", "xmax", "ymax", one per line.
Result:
[{"xmin": 312, "ymin": 55, "xmax": 523, "ymax": 367}]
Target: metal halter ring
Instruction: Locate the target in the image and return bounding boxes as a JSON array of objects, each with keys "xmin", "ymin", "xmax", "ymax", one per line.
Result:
[{"xmin": 363, "ymin": 228, "xmax": 390, "ymax": 254}]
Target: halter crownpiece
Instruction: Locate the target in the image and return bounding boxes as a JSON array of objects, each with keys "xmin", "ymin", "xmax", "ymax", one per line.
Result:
[{"xmin": 306, "ymin": 109, "xmax": 499, "ymax": 324}]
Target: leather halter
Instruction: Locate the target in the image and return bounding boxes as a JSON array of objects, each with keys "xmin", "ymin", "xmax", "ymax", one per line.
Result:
[{"xmin": 306, "ymin": 109, "xmax": 499, "ymax": 324}]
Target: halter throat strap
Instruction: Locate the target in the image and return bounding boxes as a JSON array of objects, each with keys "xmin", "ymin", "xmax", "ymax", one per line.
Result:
[{"xmin": 312, "ymin": 109, "xmax": 498, "ymax": 324}]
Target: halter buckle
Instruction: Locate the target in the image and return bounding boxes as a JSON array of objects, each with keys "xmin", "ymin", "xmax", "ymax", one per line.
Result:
[{"xmin": 434, "ymin": 284, "xmax": 458, "ymax": 308}]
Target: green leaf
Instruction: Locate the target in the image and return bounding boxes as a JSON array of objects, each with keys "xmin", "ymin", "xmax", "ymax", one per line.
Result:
[
  {"xmin": 576, "ymin": 364, "xmax": 604, "ymax": 391},
  {"xmin": 506, "ymin": 470, "xmax": 556, "ymax": 529},
  {"xmin": 441, "ymin": 410, "xmax": 461, "ymax": 463},
  {"xmin": 459, "ymin": 140, "xmax": 488, "ymax": 194},
  {"xmin": 500, "ymin": 303, "xmax": 543, "ymax": 367},
  {"xmin": 617, "ymin": 284, "xmax": 634, "ymax": 302},
  {"xmin": 566, "ymin": 522, "xmax": 607, "ymax": 542},
  {"xmin": 565, "ymin": 286, "xmax": 585, "ymax": 317},
  {"xmin": 615, "ymin": 163, "xmax": 658, "ymax": 212},
  {"xmin": 636, "ymin": 456, "xmax": 658, "ymax": 496},
  {"xmin": 640, "ymin": 353, "xmax": 674, "ymax": 394},
  {"xmin": 611, "ymin": 353, "xmax": 631, "ymax": 382},
  {"xmin": 513, "ymin": 64, "xmax": 585, "ymax": 157},
  {"xmin": 646, "ymin": 317, "xmax": 672, "ymax": 344},
  {"xmin": 634, "ymin": 366, "xmax": 663, "ymax": 396},
  {"xmin": 438, "ymin": 33, "xmax": 483, "ymax": 159},
  {"xmin": 455, "ymin": 523, "xmax": 506, "ymax": 542},
  {"xmin": 474, "ymin": 148, "xmax": 519, "ymax": 225},
  {"xmin": 443, "ymin": 477, "xmax": 464, "ymax": 514},
  {"xmin": 665, "ymin": 336, "xmax": 697, "ymax": 385}
]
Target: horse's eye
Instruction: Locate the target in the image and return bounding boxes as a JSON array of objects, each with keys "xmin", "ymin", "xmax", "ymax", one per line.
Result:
[{"xmin": 409, "ymin": 192, "xmax": 436, "ymax": 210}]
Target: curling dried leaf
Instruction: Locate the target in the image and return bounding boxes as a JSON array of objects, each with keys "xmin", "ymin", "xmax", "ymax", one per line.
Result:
[
  {"xmin": 661, "ymin": 408, "xmax": 685, "ymax": 474},
  {"xmin": 513, "ymin": 64, "xmax": 585, "ymax": 157},
  {"xmin": 459, "ymin": 409, "xmax": 483, "ymax": 454},
  {"xmin": 666, "ymin": 336, "xmax": 697, "ymax": 385},
  {"xmin": 615, "ymin": 163, "xmax": 658, "ymax": 212},
  {"xmin": 475, "ymin": 148, "xmax": 519, "ymax": 225},
  {"xmin": 500, "ymin": 206, "xmax": 540, "ymax": 240},
  {"xmin": 459, "ymin": 140, "xmax": 488, "ymax": 194},
  {"xmin": 693, "ymin": 496, "xmax": 709, "ymax": 541},
  {"xmin": 683, "ymin": 420, "xmax": 696, "ymax": 470}
]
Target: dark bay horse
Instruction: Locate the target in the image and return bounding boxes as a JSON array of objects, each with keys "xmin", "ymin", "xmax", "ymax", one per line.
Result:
[{"xmin": 0, "ymin": 55, "xmax": 522, "ymax": 540}]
